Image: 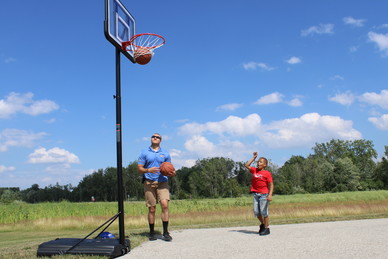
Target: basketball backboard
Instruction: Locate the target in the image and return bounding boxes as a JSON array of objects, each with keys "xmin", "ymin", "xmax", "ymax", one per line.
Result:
[{"xmin": 104, "ymin": 0, "xmax": 136, "ymax": 63}]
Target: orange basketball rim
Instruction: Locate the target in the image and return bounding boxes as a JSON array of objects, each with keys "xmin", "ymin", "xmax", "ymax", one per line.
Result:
[{"xmin": 122, "ymin": 33, "xmax": 165, "ymax": 64}]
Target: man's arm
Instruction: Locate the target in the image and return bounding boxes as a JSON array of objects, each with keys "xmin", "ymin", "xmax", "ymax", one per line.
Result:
[
  {"xmin": 137, "ymin": 164, "xmax": 159, "ymax": 174},
  {"xmin": 267, "ymin": 182, "xmax": 274, "ymax": 201},
  {"xmin": 245, "ymin": 152, "xmax": 258, "ymax": 169}
]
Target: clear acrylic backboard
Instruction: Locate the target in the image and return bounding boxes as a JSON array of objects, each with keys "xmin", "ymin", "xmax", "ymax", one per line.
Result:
[{"xmin": 104, "ymin": 0, "xmax": 136, "ymax": 63}]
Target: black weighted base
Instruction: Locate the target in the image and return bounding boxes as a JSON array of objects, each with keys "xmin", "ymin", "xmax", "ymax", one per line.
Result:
[{"xmin": 37, "ymin": 238, "xmax": 130, "ymax": 258}]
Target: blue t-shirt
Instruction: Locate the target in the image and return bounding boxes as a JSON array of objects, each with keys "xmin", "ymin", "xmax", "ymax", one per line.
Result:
[{"xmin": 138, "ymin": 146, "xmax": 171, "ymax": 182}]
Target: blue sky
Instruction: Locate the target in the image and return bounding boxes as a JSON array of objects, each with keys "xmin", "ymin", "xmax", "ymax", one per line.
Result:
[{"xmin": 1, "ymin": 0, "xmax": 387, "ymax": 189}]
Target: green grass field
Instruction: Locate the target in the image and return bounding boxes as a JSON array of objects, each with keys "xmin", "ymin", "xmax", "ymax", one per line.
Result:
[{"xmin": 1, "ymin": 190, "xmax": 388, "ymax": 259}]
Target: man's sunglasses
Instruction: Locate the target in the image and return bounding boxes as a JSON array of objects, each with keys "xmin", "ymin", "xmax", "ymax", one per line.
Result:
[{"xmin": 151, "ymin": 136, "xmax": 161, "ymax": 140}]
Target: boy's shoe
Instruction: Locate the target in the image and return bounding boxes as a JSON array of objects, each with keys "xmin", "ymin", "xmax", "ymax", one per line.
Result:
[
  {"xmin": 163, "ymin": 232, "xmax": 173, "ymax": 241},
  {"xmin": 259, "ymin": 228, "xmax": 270, "ymax": 236},
  {"xmin": 149, "ymin": 233, "xmax": 157, "ymax": 241},
  {"xmin": 259, "ymin": 224, "xmax": 265, "ymax": 233}
]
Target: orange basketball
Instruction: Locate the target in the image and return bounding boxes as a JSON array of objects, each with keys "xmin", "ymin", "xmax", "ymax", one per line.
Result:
[
  {"xmin": 160, "ymin": 162, "xmax": 175, "ymax": 176},
  {"xmin": 134, "ymin": 47, "xmax": 153, "ymax": 65},
  {"xmin": 135, "ymin": 53, "xmax": 152, "ymax": 65}
]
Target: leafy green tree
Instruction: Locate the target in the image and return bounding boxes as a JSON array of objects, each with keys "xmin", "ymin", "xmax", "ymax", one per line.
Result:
[
  {"xmin": 0, "ymin": 189, "xmax": 21, "ymax": 204},
  {"xmin": 276, "ymin": 156, "xmax": 305, "ymax": 193},
  {"xmin": 21, "ymin": 184, "xmax": 42, "ymax": 203},
  {"xmin": 224, "ymin": 178, "xmax": 244, "ymax": 197},
  {"xmin": 313, "ymin": 139, "xmax": 350, "ymax": 163},
  {"xmin": 373, "ymin": 146, "xmax": 388, "ymax": 189},
  {"xmin": 303, "ymin": 157, "xmax": 332, "ymax": 193},
  {"xmin": 312, "ymin": 139, "xmax": 377, "ymax": 189},
  {"xmin": 76, "ymin": 169, "xmax": 106, "ymax": 201},
  {"xmin": 123, "ymin": 162, "xmax": 144, "ymax": 200},
  {"xmin": 331, "ymin": 157, "xmax": 361, "ymax": 192},
  {"xmin": 273, "ymin": 182, "xmax": 292, "ymax": 195},
  {"xmin": 170, "ymin": 166, "xmax": 194, "ymax": 199},
  {"xmin": 189, "ymin": 157, "xmax": 235, "ymax": 198},
  {"xmin": 235, "ymin": 161, "xmax": 251, "ymax": 188},
  {"xmin": 104, "ymin": 167, "xmax": 119, "ymax": 201}
]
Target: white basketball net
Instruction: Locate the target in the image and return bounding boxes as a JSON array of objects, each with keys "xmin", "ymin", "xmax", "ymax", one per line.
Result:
[
  {"xmin": 123, "ymin": 33, "xmax": 165, "ymax": 56},
  {"xmin": 130, "ymin": 34, "xmax": 165, "ymax": 50},
  {"xmin": 134, "ymin": 47, "xmax": 154, "ymax": 59}
]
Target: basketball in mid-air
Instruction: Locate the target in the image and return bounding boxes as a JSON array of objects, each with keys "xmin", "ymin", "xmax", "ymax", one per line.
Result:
[
  {"xmin": 160, "ymin": 162, "xmax": 175, "ymax": 176},
  {"xmin": 135, "ymin": 53, "xmax": 152, "ymax": 65},
  {"xmin": 134, "ymin": 47, "xmax": 153, "ymax": 65}
]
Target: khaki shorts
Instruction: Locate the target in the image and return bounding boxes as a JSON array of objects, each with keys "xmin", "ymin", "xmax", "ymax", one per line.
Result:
[{"xmin": 144, "ymin": 180, "xmax": 170, "ymax": 207}]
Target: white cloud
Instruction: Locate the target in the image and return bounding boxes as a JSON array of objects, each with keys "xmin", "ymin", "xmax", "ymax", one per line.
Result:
[
  {"xmin": 368, "ymin": 32, "xmax": 388, "ymax": 55},
  {"xmin": 329, "ymin": 92, "xmax": 355, "ymax": 106},
  {"xmin": 184, "ymin": 135, "xmax": 249, "ymax": 160},
  {"xmin": 262, "ymin": 113, "xmax": 362, "ymax": 148},
  {"xmin": 301, "ymin": 24, "xmax": 334, "ymax": 36},
  {"xmin": 330, "ymin": 75, "xmax": 344, "ymax": 80},
  {"xmin": 254, "ymin": 92, "xmax": 284, "ymax": 105},
  {"xmin": 287, "ymin": 98, "xmax": 303, "ymax": 107},
  {"xmin": 182, "ymin": 159, "xmax": 196, "ymax": 168},
  {"xmin": 0, "ymin": 92, "xmax": 59, "ymax": 119},
  {"xmin": 28, "ymin": 147, "xmax": 80, "ymax": 164},
  {"xmin": 44, "ymin": 163, "xmax": 71, "ymax": 175},
  {"xmin": 4, "ymin": 57, "xmax": 16, "ymax": 63},
  {"xmin": 378, "ymin": 24, "xmax": 388, "ymax": 29},
  {"xmin": 184, "ymin": 135, "xmax": 216, "ymax": 155},
  {"xmin": 179, "ymin": 114, "xmax": 262, "ymax": 136},
  {"xmin": 170, "ymin": 158, "xmax": 196, "ymax": 169},
  {"xmin": 177, "ymin": 113, "xmax": 361, "ymax": 165},
  {"xmin": 254, "ymin": 92, "xmax": 303, "ymax": 107},
  {"xmin": 286, "ymin": 56, "xmax": 301, "ymax": 64},
  {"xmin": 175, "ymin": 119, "xmax": 189, "ymax": 124},
  {"xmin": 0, "ymin": 165, "xmax": 16, "ymax": 173},
  {"xmin": 358, "ymin": 89, "xmax": 388, "ymax": 109},
  {"xmin": 349, "ymin": 46, "xmax": 358, "ymax": 52},
  {"xmin": 368, "ymin": 114, "xmax": 388, "ymax": 130},
  {"xmin": 41, "ymin": 167, "xmax": 93, "ymax": 183},
  {"xmin": 27, "ymin": 100, "xmax": 59, "ymax": 116},
  {"xmin": 0, "ymin": 128, "xmax": 46, "ymax": 152},
  {"xmin": 343, "ymin": 17, "xmax": 366, "ymax": 27},
  {"xmin": 216, "ymin": 103, "xmax": 243, "ymax": 111},
  {"xmin": 243, "ymin": 62, "xmax": 275, "ymax": 71},
  {"xmin": 169, "ymin": 148, "xmax": 182, "ymax": 158},
  {"xmin": 45, "ymin": 118, "xmax": 56, "ymax": 124}
]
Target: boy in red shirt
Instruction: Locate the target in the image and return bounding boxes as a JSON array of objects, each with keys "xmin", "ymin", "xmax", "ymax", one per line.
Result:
[{"xmin": 245, "ymin": 152, "xmax": 274, "ymax": 235}]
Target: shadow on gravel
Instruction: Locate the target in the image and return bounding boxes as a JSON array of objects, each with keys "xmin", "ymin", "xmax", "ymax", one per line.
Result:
[
  {"xmin": 229, "ymin": 229, "xmax": 259, "ymax": 235},
  {"xmin": 130, "ymin": 231, "xmax": 166, "ymax": 241}
]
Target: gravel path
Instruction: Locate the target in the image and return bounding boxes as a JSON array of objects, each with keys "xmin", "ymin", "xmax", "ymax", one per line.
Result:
[{"xmin": 122, "ymin": 218, "xmax": 388, "ymax": 259}]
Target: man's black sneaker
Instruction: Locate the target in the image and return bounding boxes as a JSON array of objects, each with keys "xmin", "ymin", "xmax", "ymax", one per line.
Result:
[
  {"xmin": 149, "ymin": 233, "xmax": 157, "ymax": 241},
  {"xmin": 259, "ymin": 228, "xmax": 270, "ymax": 236},
  {"xmin": 163, "ymin": 232, "xmax": 172, "ymax": 241},
  {"xmin": 259, "ymin": 224, "xmax": 265, "ymax": 233}
]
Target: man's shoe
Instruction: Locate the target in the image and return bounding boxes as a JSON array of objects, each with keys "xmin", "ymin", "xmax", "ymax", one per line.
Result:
[
  {"xmin": 259, "ymin": 224, "xmax": 265, "ymax": 233},
  {"xmin": 149, "ymin": 233, "xmax": 157, "ymax": 241},
  {"xmin": 259, "ymin": 228, "xmax": 270, "ymax": 236},
  {"xmin": 163, "ymin": 232, "xmax": 172, "ymax": 241}
]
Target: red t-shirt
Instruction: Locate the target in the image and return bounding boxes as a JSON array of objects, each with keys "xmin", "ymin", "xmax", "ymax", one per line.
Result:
[{"xmin": 249, "ymin": 168, "xmax": 273, "ymax": 193}]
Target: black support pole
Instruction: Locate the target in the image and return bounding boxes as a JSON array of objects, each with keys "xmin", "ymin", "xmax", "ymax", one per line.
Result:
[{"xmin": 115, "ymin": 48, "xmax": 125, "ymax": 245}]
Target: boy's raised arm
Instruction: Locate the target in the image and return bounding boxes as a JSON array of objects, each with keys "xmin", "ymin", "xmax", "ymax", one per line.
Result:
[{"xmin": 245, "ymin": 152, "xmax": 258, "ymax": 169}]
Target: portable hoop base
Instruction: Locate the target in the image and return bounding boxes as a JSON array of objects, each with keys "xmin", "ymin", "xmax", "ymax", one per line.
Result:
[{"xmin": 37, "ymin": 238, "xmax": 130, "ymax": 258}]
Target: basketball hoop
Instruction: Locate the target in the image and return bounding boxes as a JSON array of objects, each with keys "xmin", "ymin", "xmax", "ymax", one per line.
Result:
[{"xmin": 122, "ymin": 33, "xmax": 165, "ymax": 65}]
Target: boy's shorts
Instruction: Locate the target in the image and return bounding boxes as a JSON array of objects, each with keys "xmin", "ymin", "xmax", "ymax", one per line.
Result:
[
  {"xmin": 253, "ymin": 193, "xmax": 269, "ymax": 217},
  {"xmin": 144, "ymin": 180, "xmax": 170, "ymax": 207}
]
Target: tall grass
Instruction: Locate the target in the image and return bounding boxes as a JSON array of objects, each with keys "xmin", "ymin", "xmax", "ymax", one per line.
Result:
[
  {"xmin": 1, "ymin": 190, "xmax": 388, "ymax": 259},
  {"xmin": 1, "ymin": 190, "xmax": 388, "ymax": 225}
]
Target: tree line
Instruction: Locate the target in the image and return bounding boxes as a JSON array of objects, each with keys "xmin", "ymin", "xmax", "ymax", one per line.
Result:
[{"xmin": 1, "ymin": 139, "xmax": 387, "ymax": 204}]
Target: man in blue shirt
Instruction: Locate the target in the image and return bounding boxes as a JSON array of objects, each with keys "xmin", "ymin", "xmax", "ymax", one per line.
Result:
[{"xmin": 138, "ymin": 133, "xmax": 176, "ymax": 241}]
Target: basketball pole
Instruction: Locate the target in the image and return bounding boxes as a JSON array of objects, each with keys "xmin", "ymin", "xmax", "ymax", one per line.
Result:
[{"xmin": 115, "ymin": 48, "xmax": 126, "ymax": 246}]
